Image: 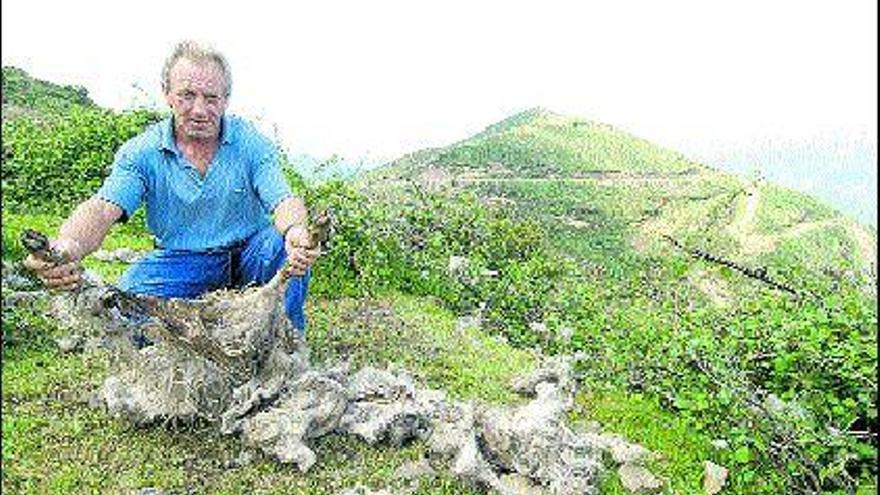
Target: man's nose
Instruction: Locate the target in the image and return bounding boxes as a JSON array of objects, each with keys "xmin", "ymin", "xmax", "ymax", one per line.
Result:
[{"xmin": 191, "ymin": 95, "xmax": 211, "ymax": 114}]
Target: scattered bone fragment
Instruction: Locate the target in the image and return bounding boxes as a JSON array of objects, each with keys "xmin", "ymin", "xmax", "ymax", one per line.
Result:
[
  {"xmin": 703, "ymin": 461, "xmax": 729, "ymax": 494},
  {"xmin": 393, "ymin": 458, "xmax": 436, "ymax": 481},
  {"xmin": 337, "ymin": 485, "xmax": 395, "ymax": 495},
  {"xmin": 55, "ymin": 334, "xmax": 85, "ymax": 353},
  {"xmin": 608, "ymin": 438, "xmax": 652, "ymax": 465},
  {"xmin": 475, "ymin": 381, "xmax": 602, "ymax": 494},
  {"xmin": 222, "ymin": 448, "xmax": 256, "ymax": 469},
  {"xmin": 618, "ymin": 464, "xmax": 662, "ymax": 493}
]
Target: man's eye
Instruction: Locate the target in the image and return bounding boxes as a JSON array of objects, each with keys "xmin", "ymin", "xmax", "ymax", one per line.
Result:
[{"xmin": 179, "ymin": 92, "xmax": 195, "ymax": 101}]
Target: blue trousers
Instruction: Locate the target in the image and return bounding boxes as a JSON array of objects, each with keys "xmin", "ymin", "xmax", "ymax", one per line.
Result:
[{"xmin": 117, "ymin": 226, "xmax": 310, "ymax": 333}]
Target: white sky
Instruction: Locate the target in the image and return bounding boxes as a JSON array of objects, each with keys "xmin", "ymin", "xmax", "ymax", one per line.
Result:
[{"xmin": 3, "ymin": 0, "xmax": 877, "ymax": 168}]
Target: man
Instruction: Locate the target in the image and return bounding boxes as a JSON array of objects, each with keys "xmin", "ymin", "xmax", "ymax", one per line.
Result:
[{"xmin": 24, "ymin": 40, "xmax": 319, "ymax": 333}]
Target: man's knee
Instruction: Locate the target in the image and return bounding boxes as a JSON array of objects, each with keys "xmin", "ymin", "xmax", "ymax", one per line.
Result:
[
  {"xmin": 239, "ymin": 227, "xmax": 287, "ymax": 285},
  {"xmin": 117, "ymin": 251, "xmax": 226, "ymax": 298}
]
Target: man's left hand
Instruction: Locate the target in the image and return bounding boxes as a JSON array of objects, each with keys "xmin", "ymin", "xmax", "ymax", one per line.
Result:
[{"xmin": 284, "ymin": 226, "xmax": 320, "ymax": 276}]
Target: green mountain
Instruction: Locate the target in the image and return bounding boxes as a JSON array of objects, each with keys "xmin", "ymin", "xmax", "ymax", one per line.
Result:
[
  {"xmin": 367, "ymin": 108, "xmax": 877, "ymax": 301},
  {"xmin": 357, "ymin": 108, "xmax": 877, "ymax": 492},
  {"xmin": 1, "ymin": 66, "xmax": 95, "ymax": 121}
]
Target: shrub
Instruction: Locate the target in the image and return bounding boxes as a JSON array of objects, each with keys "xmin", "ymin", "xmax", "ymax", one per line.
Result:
[{"xmin": 2, "ymin": 106, "xmax": 161, "ymax": 213}]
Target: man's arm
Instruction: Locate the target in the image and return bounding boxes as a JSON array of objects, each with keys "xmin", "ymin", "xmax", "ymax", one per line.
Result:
[
  {"xmin": 23, "ymin": 197, "xmax": 123, "ymax": 289},
  {"xmin": 273, "ymin": 196, "xmax": 308, "ymax": 237},
  {"xmin": 273, "ymin": 196, "xmax": 319, "ymax": 276}
]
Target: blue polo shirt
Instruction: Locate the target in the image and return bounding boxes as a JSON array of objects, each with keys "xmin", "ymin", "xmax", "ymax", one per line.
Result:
[{"xmin": 96, "ymin": 115, "xmax": 293, "ymax": 251}]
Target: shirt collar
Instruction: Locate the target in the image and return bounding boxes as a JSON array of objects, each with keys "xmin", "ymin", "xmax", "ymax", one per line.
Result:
[{"xmin": 159, "ymin": 115, "xmax": 234, "ymax": 153}]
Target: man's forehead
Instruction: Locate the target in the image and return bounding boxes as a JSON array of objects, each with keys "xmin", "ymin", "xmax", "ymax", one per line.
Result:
[{"xmin": 169, "ymin": 58, "xmax": 224, "ymax": 82}]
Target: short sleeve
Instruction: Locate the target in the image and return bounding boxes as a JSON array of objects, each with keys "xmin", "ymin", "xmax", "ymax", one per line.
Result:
[
  {"xmin": 95, "ymin": 147, "xmax": 146, "ymax": 222},
  {"xmin": 252, "ymin": 145, "xmax": 294, "ymax": 213}
]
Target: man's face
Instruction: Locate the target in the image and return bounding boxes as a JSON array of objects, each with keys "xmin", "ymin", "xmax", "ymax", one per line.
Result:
[{"xmin": 164, "ymin": 58, "xmax": 228, "ymax": 141}]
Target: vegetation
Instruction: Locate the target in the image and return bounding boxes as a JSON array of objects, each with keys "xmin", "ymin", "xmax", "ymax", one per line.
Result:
[
  {"xmin": 2, "ymin": 66, "xmax": 94, "ymax": 116},
  {"xmin": 2, "ymin": 68, "xmax": 876, "ymax": 494}
]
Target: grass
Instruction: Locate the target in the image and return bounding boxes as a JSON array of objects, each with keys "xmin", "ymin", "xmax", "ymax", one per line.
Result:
[
  {"xmin": 753, "ymin": 183, "xmax": 838, "ymax": 235},
  {"xmin": 577, "ymin": 390, "xmax": 712, "ymax": 494},
  {"xmin": 1, "ymin": 292, "xmax": 488, "ymax": 494},
  {"xmin": 433, "ymin": 111, "xmax": 701, "ymax": 177},
  {"xmin": 2, "ymin": 266, "xmax": 721, "ymax": 495},
  {"xmin": 2, "ymin": 220, "xmax": 536, "ymax": 495}
]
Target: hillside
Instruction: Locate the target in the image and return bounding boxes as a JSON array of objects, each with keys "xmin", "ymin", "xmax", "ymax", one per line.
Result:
[
  {"xmin": 365, "ymin": 108, "xmax": 877, "ymax": 302},
  {"xmin": 356, "ymin": 108, "xmax": 878, "ymax": 492},
  {"xmin": 1, "ymin": 66, "xmax": 95, "ymax": 121},
  {"xmin": 2, "ymin": 69, "xmax": 877, "ymax": 495}
]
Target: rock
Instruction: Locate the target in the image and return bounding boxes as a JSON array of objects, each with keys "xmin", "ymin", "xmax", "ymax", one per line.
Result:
[
  {"xmin": 703, "ymin": 461, "xmax": 728, "ymax": 494},
  {"xmin": 337, "ymin": 486, "xmax": 394, "ymax": 495},
  {"xmin": 610, "ymin": 442, "xmax": 651, "ymax": 465},
  {"xmin": 710, "ymin": 439, "xmax": 729, "ymax": 450},
  {"xmin": 456, "ymin": 315, "xmax": 481, "ymax": 332},
  {"xmin": 618, "ymin": 464, "xmax": 662, "ymax": 493},
  {"xmin": 2, "ymin": 261, "xmax": 39, "ymax": 290},
  {"xmin": 56, "ymin": 334, "xmax": 85, "ymax": 353},
  {"xmin": 498, "ymin": 473, "xmax": 547, "ymax": 494},
  {"xmin": 528, "ymin": 321, "xmax": 548, "ymax": 336},
  {"xmin": 583, "ymin": 432, "xmax": 652, "ymax": 466},
  {"xmin": 137, "ymin": 488, "xmax": 165, "ymax": 495},
  {"xmin": 223, "ymin": 448, "xmax": 256, "ymax": 469},
  {"xmin": 447, "ymin": 256, "xmax": 469, "ymax": 276},
  {"xmin": 557, "ymin": 326, "xmax": 574, "ymax": 344},
  {"xmin": 3, "ymin": 290, "xmax": 45, "ymax": 307},
  {"xmin": 394, "ymin": 458, "xmax": 436, "ymax": 481}
]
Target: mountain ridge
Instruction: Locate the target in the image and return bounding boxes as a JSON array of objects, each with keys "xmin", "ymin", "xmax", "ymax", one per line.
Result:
[{"xmin": 363, "ymin": 107, "xmax": 876, "ymax": 301}]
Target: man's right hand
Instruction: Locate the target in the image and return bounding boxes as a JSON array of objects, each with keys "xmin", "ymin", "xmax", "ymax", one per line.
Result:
[{"xmin": 22, "ymin": 238, "xmax": 84, "ymax": 290}]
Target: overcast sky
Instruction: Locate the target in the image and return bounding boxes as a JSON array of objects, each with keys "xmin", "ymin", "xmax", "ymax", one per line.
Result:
[{"xmin": 3, "ymin": 0, "xmax": 877, "ymax": 223}]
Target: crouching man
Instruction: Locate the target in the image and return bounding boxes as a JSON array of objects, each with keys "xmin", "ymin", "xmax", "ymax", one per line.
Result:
[{"xmin": 24, "ymin": 40, "xmax": 319, "ymax": 333}]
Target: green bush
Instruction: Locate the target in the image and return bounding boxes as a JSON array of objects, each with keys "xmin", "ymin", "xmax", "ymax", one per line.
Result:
[{"xmin": 2, "ymin": 106, "xmax": 161, "ymax": 214}]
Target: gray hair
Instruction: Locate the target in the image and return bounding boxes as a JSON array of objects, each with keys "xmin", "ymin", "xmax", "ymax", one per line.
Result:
[{"xmin": 161, "ymin": 40, "xmax": 232, "ymax": 96}]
